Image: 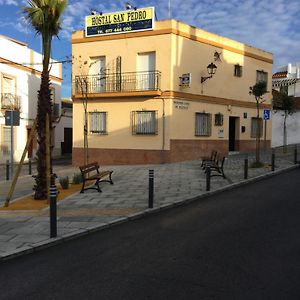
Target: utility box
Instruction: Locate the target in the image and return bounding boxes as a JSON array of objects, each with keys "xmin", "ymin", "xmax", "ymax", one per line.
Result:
[{"xmin": 5, "ymin": 110, "xmax": 20, "ymax": 126}]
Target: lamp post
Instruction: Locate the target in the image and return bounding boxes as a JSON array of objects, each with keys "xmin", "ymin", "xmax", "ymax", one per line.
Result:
[{"xmin": 201, "ymin": 62, "xmax": 217, "ymax": 83}]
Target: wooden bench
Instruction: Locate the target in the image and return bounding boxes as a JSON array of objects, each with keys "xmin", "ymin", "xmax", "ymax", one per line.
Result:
[
  {"xmin": 201, "ymin": 150, "xmax": 218, "ymax": 169},
  {"xmin": 204, "ymin": 155, "xmax": 226, "ymax": 179},
  {"xmin": 79, "ymin": 162, "xmax": 113, "ymax": 193}
]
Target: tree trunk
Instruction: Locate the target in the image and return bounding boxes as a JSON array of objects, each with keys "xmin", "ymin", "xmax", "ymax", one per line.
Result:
[
  {"xmin": 256, "ymin": 99, "xmax": 260, "ymax": 164},
  {"xmin": 34, "ymin": 71, "xmax": 52, "ymax": 200}
]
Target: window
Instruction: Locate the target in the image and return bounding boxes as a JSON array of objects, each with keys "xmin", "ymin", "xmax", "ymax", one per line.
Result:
[
  {"xmin": 214, "ymin": 113, "xmax": 224, "ymax": 126},
  {"xmin": 89, "ymin": 56, "xmax": 106, "ymax": 92},
  {"xmin": 137, "ymin": 52, "xmax": 156, "ymax": 90},
  {"xmin": 251, "ymin": 117, "xmax": 263, "ymax": 138},
  {"xmin": 89, "ymin": 112, "xmax": 107, "ymax": 135},
  {"xmin": 256, "ymin": 70, "xmax": 268, "ymax": 83},
  {"xmin": 195, "ymin": 113, "xmax": 212, "ymax": 136},
  {"xmin": 1, "ymin": 75, "xmax": 16, "ymax": 108},
  {"xmin": 132, "ymin": 111, "xmax": 157, "ymax": 135},
  {"xmin": 234, "ymin": 64, "xmax": 242, "ymax": 77},
  {"xmin": 1, "ymin": 127, "xmax": 11, "ymax": 154}
]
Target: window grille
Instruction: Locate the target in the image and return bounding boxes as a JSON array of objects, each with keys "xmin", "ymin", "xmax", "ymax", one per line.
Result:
[
  {"xmin": 132, "ymin": 111, "xmax": 157, "ymax": 135},
  {"xmin": 234, "ymin": 64, "xmax": 242, "ymax": 77},
  {"xmin": 214, "ymin": 113, "xmax": 224, "ymax": 126},
  {"xmin": 1, "ymin": 127, "xmax": 11, "ymax": 154},
  {"xmin": 256, "ymin": 70, "xmax": 268, "ymax": 83},
  {"xmin": 195, "ymin": 113, "xmax": 212, "ymax": 136},
  {"xmin": 251, "ymin": 117, "xmax": 263, "ymax": 138},
  {"xmin": 89, "ymin": 112, "xmax": 107, "ymax": 135}
]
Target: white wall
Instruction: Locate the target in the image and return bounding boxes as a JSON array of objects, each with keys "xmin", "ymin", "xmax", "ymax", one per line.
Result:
[
  {"xmin": 272, "ymin": 110, "xmax": 300, "ymax": 147},
  {"xmin": 0, "ymin": 35, "xmax": 64, "ymax": 163}
]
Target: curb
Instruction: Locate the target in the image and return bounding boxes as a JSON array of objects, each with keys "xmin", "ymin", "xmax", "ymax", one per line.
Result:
[{"xmin": 1, "ymin": 164, "xmax": 299, "ymax": 262}]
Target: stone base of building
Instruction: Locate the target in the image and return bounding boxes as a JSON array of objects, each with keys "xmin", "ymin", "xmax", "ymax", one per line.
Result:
[{"xmin": 72, "ymin": 139, "xmax": 271, "ymax": 166}]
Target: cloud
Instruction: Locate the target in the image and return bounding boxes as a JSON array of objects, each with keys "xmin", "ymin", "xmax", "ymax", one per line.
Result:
[
  {"xmin": 10, "ymin": 0, "xmax": 300, "ymax": 72},
  {"xmin": 152, "ymin": 0, "xmax": 300, "ymax": 69},
  {"xmin": 0, "ymin": 0, "xmax": 17, "ymax": 5}
]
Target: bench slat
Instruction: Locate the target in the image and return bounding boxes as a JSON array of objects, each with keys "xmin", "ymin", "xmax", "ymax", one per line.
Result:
[{"xmin": 79, "ymin": 162, "xmax": 114, "ymax": 193}]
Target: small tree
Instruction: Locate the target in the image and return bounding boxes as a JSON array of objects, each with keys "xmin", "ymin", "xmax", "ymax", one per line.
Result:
[
  {"xmin": 280, "ymin": 93, "xmax": 295, "ymax": 152},
  {"xmin": 73, "ymin": 56, "xmax": 93, "ymax": 166},
  {"xmin": 249, "ymin": 81, "xmax": 267, "ymax": 165}
]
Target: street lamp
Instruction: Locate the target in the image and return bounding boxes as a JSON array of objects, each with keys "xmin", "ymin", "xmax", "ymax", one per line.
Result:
[{"xmin": 201, "ymin": 62, "xmax": 217, "ymax": 83}]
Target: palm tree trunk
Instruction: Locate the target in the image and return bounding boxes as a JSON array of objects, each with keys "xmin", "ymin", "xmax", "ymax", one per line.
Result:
[{"xmin": 34, "ymin": 71, "xmax": 52, "ymax": 199}]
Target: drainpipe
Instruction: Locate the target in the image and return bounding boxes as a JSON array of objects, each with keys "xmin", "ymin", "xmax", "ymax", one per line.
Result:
[{"xmin": 162, "ymin": 98, "xmax": 165, "ymax": 152}]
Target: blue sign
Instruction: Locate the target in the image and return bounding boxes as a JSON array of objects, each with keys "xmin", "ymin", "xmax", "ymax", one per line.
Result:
[{"xmin": 263, "ymin": 109, "xmax": 270, "ymax": 120}]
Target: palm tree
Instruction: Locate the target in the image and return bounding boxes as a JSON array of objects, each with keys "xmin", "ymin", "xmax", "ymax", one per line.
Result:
[{"xmin": 23, "ymin": 0, "xmax": 67, "ymax": 199}]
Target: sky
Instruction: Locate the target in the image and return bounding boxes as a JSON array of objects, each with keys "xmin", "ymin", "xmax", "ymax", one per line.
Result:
[{"xmin": 0, "ymin": 0, "xmax": 299, "ymax": 97}]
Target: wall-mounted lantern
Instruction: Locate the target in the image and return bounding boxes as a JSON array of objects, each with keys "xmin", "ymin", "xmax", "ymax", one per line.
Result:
[{"xmin": 201, "ymin": 62, "xmax": 217, "ymax": 83}]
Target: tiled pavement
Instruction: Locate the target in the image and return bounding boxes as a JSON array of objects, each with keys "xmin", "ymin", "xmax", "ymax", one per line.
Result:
[{"xmin": 0, "ymin": 147, "xmax": 299, "ymax": 260}]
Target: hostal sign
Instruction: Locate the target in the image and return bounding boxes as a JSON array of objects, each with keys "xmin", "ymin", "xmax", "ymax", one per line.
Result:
[{"xmin": 85, "ymin": 7, "xmax": 155, "ymax": 37}]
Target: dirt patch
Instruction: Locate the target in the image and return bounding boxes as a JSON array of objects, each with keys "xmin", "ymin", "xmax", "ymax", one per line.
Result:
[{"xmin": 0, "ymin": 184, "xmax": 82, "ymax": 211}]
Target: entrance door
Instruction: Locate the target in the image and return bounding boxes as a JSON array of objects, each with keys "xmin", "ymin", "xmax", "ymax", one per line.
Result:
[
  {"xmin": 61, "ymin": 128, "xmax": 72, "ymax": 155},
  {"xmin": 137, "ymin": 52, "xmax": 155, "ymax": 90},
  {"xmin": 229, "ymin": 116, "xmax": 239, "ymax": 151},
  {"xmin": 89, "ymin": 56, "xmax": 106, "ymax": 92}
]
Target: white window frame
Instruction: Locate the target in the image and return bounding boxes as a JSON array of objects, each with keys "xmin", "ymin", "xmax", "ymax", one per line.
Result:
[
  {"xmin": 195, "ymin": 113, "xmax": 212, "ymax": 136},
  {"xmin": 1, "ymin": 126, "xmax": 11, "ymax": 154},
  {"xmin": 132, "ymin": 110, "xmax": 157, "ymax": 135},
  {"xmin": 89, "ymin": 111, "xmax": 108, "ymax": 135}
]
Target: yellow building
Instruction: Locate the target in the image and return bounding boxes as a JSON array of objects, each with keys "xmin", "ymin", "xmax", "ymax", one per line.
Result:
[{"xmin": 72, "ymin": 12, "xmax": 273, "ymax": 165}]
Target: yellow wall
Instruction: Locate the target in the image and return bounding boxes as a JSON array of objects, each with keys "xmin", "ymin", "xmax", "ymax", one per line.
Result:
[
  {"xmin": 72, "ymin": 19, "xmax": 273, "ymax": 153},
  {"xmin": 73, "ymin": 98, "xmax": 172, "ymax": 150}
]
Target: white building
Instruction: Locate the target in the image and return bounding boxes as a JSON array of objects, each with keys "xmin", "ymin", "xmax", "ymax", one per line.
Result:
[
  {"xmin": 272, "ymin": 62, "xmax": 300, "ymax": 147},
  {"xmin": 0, "ymin": 34, "xmax": 72, "ymax": 164}
]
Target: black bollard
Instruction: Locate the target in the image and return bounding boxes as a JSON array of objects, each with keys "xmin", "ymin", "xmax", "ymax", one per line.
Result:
[
  {"xmin": 271, "ymin": 151, "xmax": 275, "ymax": 172},
  {"xmin": 294, "ymin": 146, "xmax": 298, "ymax": 165},
  {"xmin": 28, "ymin": 158, "xmax": 32, "ymax": 175},
  {"xmin": 148, "ymin": 170, "xmax": 154, "ymax": 208},
  {"xmin": 206, "ymin": 166, "xmax": 211, "ymax": 191},
  {"xmin": 244, "ymin": 157, "xmax": 248, "ymax": 179},
  {"xmin": 6, "ymin": 160, "xmax": 10, "ymax": 180},
  {"xmin": 50, "ymin": 184, "xmax": 57, "ymax": 238}
]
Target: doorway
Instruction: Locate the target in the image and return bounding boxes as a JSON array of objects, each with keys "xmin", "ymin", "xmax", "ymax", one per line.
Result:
[
  {"xmin": 89, "ymin": 56, "xmax": 106, "ymax": 92},
  {"xmin": 61, "ymin": 128, "xmax": 72, "ymax": 155},
  {"xmin": 229, "ymin": 116, "xmax": 239, "ymax": 152},
  {"xmin": 137, "ymin": 52, "xmax": 156, "ymax": 90}
]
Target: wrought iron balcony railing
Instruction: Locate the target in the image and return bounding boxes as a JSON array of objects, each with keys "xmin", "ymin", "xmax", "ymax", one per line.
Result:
[
  {"xmin": 1, "ymin": 93, "xmax": 21, "ymax": 110},
  {"xmin": 74, "ymin": 71, "xmax": 161, "ymax": 94}
]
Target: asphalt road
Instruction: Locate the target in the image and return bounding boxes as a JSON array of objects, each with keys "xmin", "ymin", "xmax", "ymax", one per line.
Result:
[{"xmin": 0, "ymin": 168, "xmax": 300, "ymax": 300}]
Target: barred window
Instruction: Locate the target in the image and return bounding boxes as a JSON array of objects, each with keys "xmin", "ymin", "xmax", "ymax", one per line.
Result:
[
  {"xmin": 251, "ymin": 117, "xmax": 263, "ymax": 138},
  {"xmin": 89, "ymin": 112, "xmax": 107, "ymax": 135},
  {"xmin": 234, "ymin": 64, "xmax": 242, "ymax": 77},
  {"xmin": 214, "ymin": 113, "xmax": 224, "ymax": 126},
  {"xmin": 1, "ymin": 127, "xmax": 11, "ymax": 154},
  {"xmin": 256, "ymin": 70, "xmax": 268, "ymax": 83},
  {"xmin": 132, "ymin": 111, "xmax": 157, "ymax": 135},
  {"xmin": 195, "ymin": 113, "xmax": 212, "ymax": 136}
]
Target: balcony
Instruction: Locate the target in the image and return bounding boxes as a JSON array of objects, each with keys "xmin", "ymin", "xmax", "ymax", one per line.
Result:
[
  {"xmin": 1, "ymin": 93, "xmax": 21, "ymax": 111},
  {"xmin": 74, "ymin": 71, "xmax": 161, "ymax": 97}
]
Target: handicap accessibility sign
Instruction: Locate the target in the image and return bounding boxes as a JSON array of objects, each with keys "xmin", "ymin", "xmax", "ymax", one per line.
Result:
[{"xmin": 263, "ymin": 109, "xmax": 270, "ymax": 120}]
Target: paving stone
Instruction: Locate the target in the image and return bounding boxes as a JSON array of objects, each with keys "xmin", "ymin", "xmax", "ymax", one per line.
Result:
[{"xmin": 0, "ymin": 149, "xmax": 299, "ymax": 260}]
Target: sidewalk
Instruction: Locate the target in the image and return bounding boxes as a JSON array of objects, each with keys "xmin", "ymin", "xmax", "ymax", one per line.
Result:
[{"xmin": 0, "ymin": 149, "xmax": 299, "ymax": 260}]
